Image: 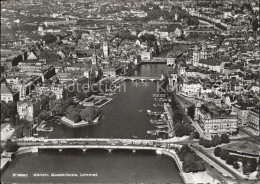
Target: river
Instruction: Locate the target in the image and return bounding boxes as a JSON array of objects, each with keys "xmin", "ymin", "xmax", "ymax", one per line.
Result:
[{"xmin": 1, "ymin": 64, "xmax": 183, "ymax": 184}]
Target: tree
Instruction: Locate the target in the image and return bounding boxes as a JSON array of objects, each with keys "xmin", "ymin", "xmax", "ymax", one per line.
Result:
[
  {"xmin": 66, "ymin": 111, "xmax": 81, "ymax": 123},
  {"xmin": 193, "ymin": 131, "xmax": 200, "ymax": 139},
  {"xmin": 4, "ymin": 139, "xmax": 18, "ymax": 152},
  {"xmin": 173, "ymin": 110, "xmax": 183, "ymax": 121},
  {"xmin": 220, "ymin": 149, "xmax": 229, "ymax": 160},
  {"xmin": 202, "ymin": 139, "xmax": 211, "ymax": 148},
  {"xmin": 49, "ymin": 98, "xmax": 74, "ymax": 116},
  {"xmin": 14, "ymin": 119, "xmax": 33, "ymax": 138},
  {"xmin": 187, "ymin": 17, "xmax": 199, "ymax": 26},
  {"xmin": 211, "ymin": 135, "xmax": 221, "ymax": 147},
  {"xmin": 199, "ymin": 137, "xmax": 204, "ymax": 145},
  {"xmin": 178, "ymin": 145, "xmax": 191, "ymax": 161},
  {"xmin": 243, "ymin": 160, "xmax": 251, "ymax": 175},
  {"xmin": 199, "ymin": 137, "xmax": 211, "ymax": 148},
  {"xmin": 37, "ymin": 110, "xmax": 51, "ymax": 122},
  {"xmin": 66, "ymin": 105, "xmax": 77, "ymax": 115},
  {"xmin": 187, "ymin": 105, "xmax": 195, "ymax": 120},
  {"xmin": 79, "ymin": 106, "xmax": 102, "ymax": 122},
  {"xmin": 80, "ymin": 107, "xmax": 94, "ymax": 122},
  {"xmin": 220, "ymin": 133, "xmax": 230, "ymax": 144},
  {"xmin": 233, "ymin": 161, "xmax": 240, "ymax": 169},
  {"xmin": 248, "ymin": 159, "xmax": 258, "ymax": 173},
  {"xmin": 214, "ymin": 147, "xmax": 221, "ymax": 157},
  {"xmin": 174, "ymin": 122, "xmax": 192, "ymax": 137},
  {"xmin": 226, "ymin": 154, "xmax": 236, "ymax": 165}
]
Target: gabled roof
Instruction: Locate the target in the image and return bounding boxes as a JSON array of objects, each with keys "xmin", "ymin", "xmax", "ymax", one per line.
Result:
[{"xmin": 1, "ymin": 83, "xmax": 14, "ymax": 95}]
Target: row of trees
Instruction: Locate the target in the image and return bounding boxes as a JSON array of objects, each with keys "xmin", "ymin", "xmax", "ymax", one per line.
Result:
[
  {"xmin": 214, "ymin": 147, "xmax": 258, "ymax": 175},
  {"xmin": 176, "ymin": 145, "xmax": 206, "ymax": 173},
  {"xmin": 66, "ymin": 105, "xmax": 102, "ymax": 123},
  {"xmin": 14, "ymin": 119, "xmax": 33, "ymax": 138},
  {"xmin": 170, "ymin": 95, "xmax": 193, "ymax": 137},
  {"xmin": 1, "ymin": 101, "xmax": 18, "ymax": 126},
  {"xmin": 199, "ymin": 134, "xmax": 230, "ymax": 148}
]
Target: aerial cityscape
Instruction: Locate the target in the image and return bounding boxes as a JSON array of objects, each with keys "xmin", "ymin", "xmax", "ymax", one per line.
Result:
[{"xmin": 0, "ymin": 0, "xmax": 259, "ymax": 183}]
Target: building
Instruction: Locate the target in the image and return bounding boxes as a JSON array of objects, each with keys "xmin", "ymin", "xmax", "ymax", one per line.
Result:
[
  {"xmin": 43, "ymin": 19, "xmax": 77, "ymax": 27},
  {"xmin": 167, "ymin": 68, "xmax": 178, "ymax": 93},
  {"xmin": 248, "ymin": 108, "xmax": 260, "ymax": 135},
  {"xmin": 231, "ymin": 103, "xmax": 253, "ymax": 126},
  {"xmin": 1, "ymin": 83, "xmax": 18, "ymax": 102},
  {"xmin": 166, "ymin": 53, "xmax": 175, "ymax": 66},
  {"xmin": 103, "ymin": 67, "xmax": 116, "ymax": 77},
  {"xmin": 17, "ymin": 94, "xmax": 54, "ymax": 121},
  {"xmin": 195, "ymin": 101, "xmax": 238, "ymax": 138},
  {"xmin": 141, "ymin": 51, "xmax": 152, "ymax": 60},
  {"xmin": 192, "ymin": 43, "xmax": 209, "ymax": 66},
  {"xmin": 180, "ymin": 78, "xmax": 202, "ymax": 97}
]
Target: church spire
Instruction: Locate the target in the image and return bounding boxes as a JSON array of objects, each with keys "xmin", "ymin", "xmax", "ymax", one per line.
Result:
[{"xmin": 92, "ymin": 31, "xmax": 97, "ymax": 65}]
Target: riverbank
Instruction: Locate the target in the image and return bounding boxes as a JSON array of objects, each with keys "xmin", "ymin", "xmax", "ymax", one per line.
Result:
[
  {"xmin": 60, "ymin": 116, "xmax": 101, "ymax": 128},
  {"xmin": 163, "ymin": 103, "xmax": 174, "ymax": 137},
  {"xmin": 160, "ymin": 148, "xmax": 219, "ymax": 184}
]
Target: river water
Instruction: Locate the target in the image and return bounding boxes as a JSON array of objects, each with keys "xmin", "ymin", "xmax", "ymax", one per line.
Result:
[{"xmin": 1, "ymin": 64, "xmax": 183, "ymax": 184}]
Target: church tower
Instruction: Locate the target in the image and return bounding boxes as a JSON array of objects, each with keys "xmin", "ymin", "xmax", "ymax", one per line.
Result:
[
  {"xmin": 92, "ymin": 32, "xmax": 97, "ymax": 66},
  {"xmin": 103, "ymin": 32, "xmax": 109, "ymax": 58}
]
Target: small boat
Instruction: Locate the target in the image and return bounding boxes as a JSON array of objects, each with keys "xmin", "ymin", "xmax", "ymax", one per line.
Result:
[
  {"xmin": 138, "ymin": 110, "xmax": 142, "ymax": 112},
  {"xmin": 41, "ymin": 127, "xmax": 54, "ymax": 132},
  {"xmin": 147, "ymin": 130, "xmax": 152, "ymax": 134},
  {"xmin": 156, "ymin": 125, "xmax": 168, "ymax": 129},
  {"xmin": 133, "ymin": 135, "xmax": 138, "ymax": 139},
  {"xmin": 151, "ymin": 132, "xmax": 157, "ymax": 136}
]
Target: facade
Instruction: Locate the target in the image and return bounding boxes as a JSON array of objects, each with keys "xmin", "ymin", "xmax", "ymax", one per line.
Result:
[
  {"xmin": 43, "ymin": 19, "xmax": 77, "ymax": 27},
  {"xmin": 192, "ymin": 44, "xmax": 209, "ymax": 67},
  {"xmin": 195, "ymin": 101, "xmax": 238, "ymax": 138},
  {"xmin": 17, "ymin": 94, "xmax": 54, "ymax": 121},
  {"xmin": 141, "ymin": 51, "xmax": 152, "ymax": 60},
  {"xmin": 231, "ymin": 104, "xmax": 250, "ymax": 126},
  {"xmin": 166, "ymin": 54, "xmax": 175, "ymax": 66},
  {"xmin": 180, "ymin": 81, "xmax": 202, "ymax": 97},
  {"xmin": 103, "ymin": 67, "xmax": 116, "ymax": 77},
  {"xmin": 1, "ymin": 83, "xmax": 18, "ymax": 102},
  {"xmin": 248, "ymin": 108, "xmax": 260, "ymax": 135}
]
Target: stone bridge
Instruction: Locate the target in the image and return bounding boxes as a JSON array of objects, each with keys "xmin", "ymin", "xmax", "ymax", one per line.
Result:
[{"xmin": 121, "ymin": 76, "xmax": 163, "ymax": 82}]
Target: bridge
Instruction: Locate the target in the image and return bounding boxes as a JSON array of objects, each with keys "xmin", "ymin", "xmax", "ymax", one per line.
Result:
[
  {"xmin": 121, "ymin": 76, "xmax": 163, "ymax": 82},
  {"xmin": 13, "ymin": 138, "xmax": 187, "ymax": 182},
  {"xmin": 140, "ymin": 57, "xmax": 166, "ymax": 64},
  {"xmin": 14, "ymin": 138, "xmax": 183, "ymax": 151},
  {"xmin": 13, "ymin": 138, "xmax": 183, "ymax": 159},
  {"xmin": 172, "ymin": 41, "xmax": 197, "ymax": 45}
]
